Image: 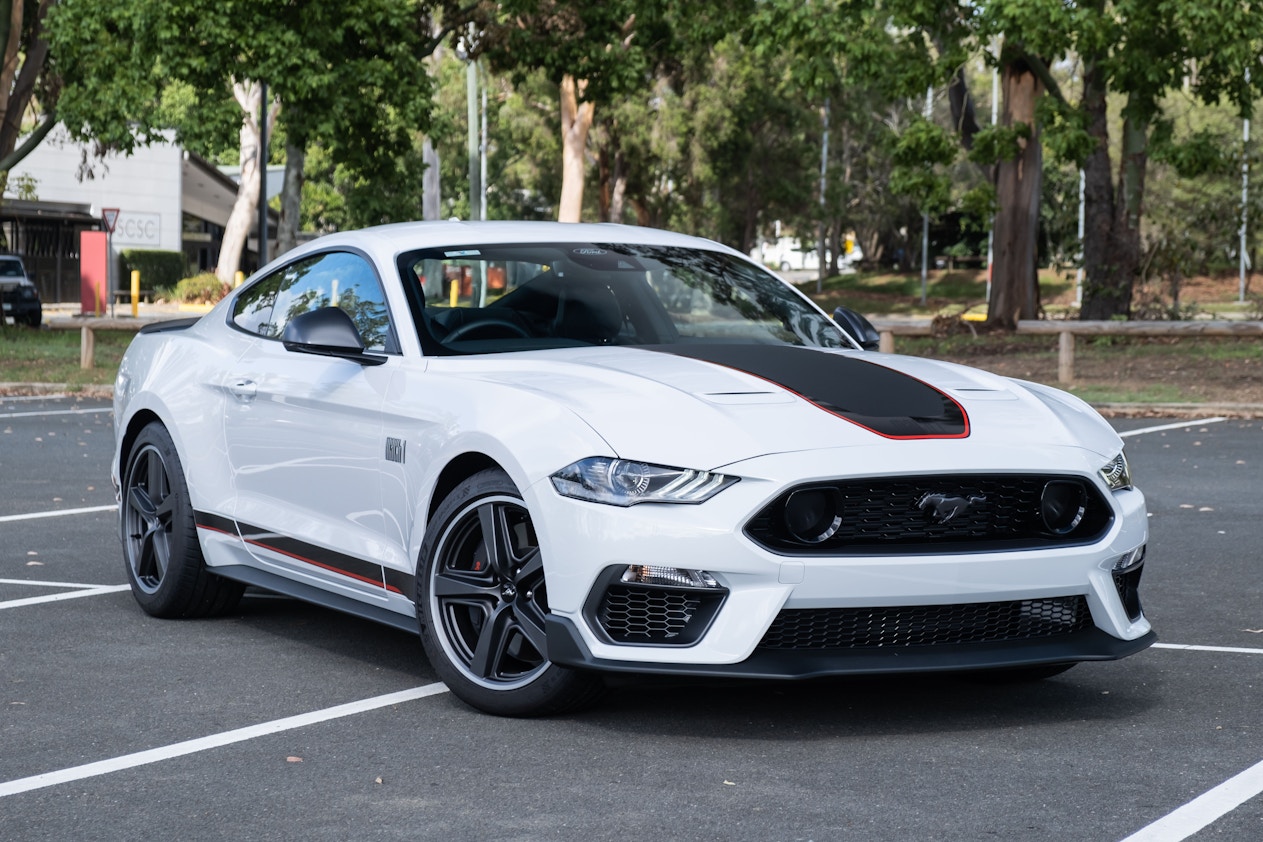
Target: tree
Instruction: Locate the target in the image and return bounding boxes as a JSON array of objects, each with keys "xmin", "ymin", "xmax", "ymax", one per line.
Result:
[
  {"xmin": 48, "ymin": 0, "xmax": 466, "ymax": 281},
  {"xmin": 0, "ymin": 1, "xmax": 59, "ymax": 197},
  {"xmin": 483, "ymin": 0, "xmax": 743, "ymax": 223},
  {"xmin": 984, "ymin": 0, "xmax": 1263, "ymax": 320}
]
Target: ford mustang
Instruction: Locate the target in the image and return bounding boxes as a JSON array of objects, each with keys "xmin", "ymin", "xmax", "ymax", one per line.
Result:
[{"xmin": 111, "ymin": 221, "xmax": 1153, "ymax": 715}]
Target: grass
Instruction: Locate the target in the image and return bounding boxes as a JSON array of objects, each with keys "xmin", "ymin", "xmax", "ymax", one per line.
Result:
[{"xmin": 0, "ymin": 325, "xmax": 132, "ymax": 388}]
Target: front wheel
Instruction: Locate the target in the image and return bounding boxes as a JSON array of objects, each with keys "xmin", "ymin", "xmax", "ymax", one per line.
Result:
[
  {"xmin": 120, "ymin": 422, "xmax": 243, "ymax": 618},
  {"xmin": 417, "ymin": 469, "xmax": 603, "ymax": 716}
]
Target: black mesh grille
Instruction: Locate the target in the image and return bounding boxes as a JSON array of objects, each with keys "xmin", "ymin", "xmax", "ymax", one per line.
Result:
[
  {"xmin": 597, "ymin": 586, "xmax": 704, "ymax": 643},
  {"xmin": 745, "ymin": 474, "xmax": 1113, "ymax": 555},
  {"xmin": 758, "ymin": 597, "xmax": 1093, "ymax": 650}
]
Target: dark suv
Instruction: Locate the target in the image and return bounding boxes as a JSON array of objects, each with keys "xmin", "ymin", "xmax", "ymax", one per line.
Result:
[{"xmin": 0, "ymin": 255, "xmax": 41, "ymax": 328}]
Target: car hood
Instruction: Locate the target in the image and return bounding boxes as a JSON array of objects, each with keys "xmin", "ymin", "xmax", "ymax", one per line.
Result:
[{"xmin": 456, "ymin": 345, "xmax": 1123, "ymax": 471}]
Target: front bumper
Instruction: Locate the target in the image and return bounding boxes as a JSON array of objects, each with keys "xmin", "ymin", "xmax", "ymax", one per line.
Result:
[
  {"xmin": 546, "ymin": 615, "xmax": 1157, "ymax": 678},
  {"xmin": 526, "ymin": 443, "xmax": 1153, "ymax": 674}
]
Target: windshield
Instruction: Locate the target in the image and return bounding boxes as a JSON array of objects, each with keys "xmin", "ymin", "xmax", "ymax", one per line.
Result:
[{"xmin": 398, "ymin": 242, "xmax": 846, "ymax": 354}]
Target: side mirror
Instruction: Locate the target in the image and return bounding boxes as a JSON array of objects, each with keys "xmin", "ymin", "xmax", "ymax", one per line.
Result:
[
  {"xmin": 832, "ymin": 306, "xmax": 881, "ymax": 351},
  {"xmin": 282, "ymin": 307, "xmax": 386, "ymax": 366}
]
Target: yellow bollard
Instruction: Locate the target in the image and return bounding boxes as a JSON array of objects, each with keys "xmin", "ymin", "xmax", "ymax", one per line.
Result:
[
  {"xmin": 450, "ymin": 279, "xmax": 459, "ymax": 308},
  {"xmin": 130, "ymin": 270, "xmax": 140, "ymax": 318},
  {"xmin": 235, "ymin": 270, "xmax": 245, "ymax": 288}
]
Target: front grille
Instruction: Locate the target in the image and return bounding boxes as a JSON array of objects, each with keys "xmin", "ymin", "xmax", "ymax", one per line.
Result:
[
  {"xmin": 745, "ymin": 474, "xmax": 1113, "ymax": 555},
  {"xmin": 758, "ymin": 596, "xmax": 1093, "ymax": 650}
]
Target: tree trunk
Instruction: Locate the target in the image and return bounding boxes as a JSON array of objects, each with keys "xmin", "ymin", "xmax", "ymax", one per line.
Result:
[
  {"xmin": 276, "ymin": 140, "xmax": 304, "ymax": 256},
  {"xmin": 1081, "ymin": 104, "xmax": 1148, "ymax": 320},
  {"xmin": 1078, "ymin": 57, "xmax": 1118, "ymax": 319},
  {"xmin": 422, "ymin": 136, "xmax": 441, "ymax": 221},
  {"xmin": 558, "ymin": 74, "xmax": 594, "ymax": 223},
  {"xmin": 216, "ymin": 80, "xmax": 280, "ymax": 284},
  {"xmin": 0, "ymin": 0, "xmax": 53, "ymax": 175},
  {"xmin": 987, "ymin": 58, "xmax": 1044, "ymax": 329}
]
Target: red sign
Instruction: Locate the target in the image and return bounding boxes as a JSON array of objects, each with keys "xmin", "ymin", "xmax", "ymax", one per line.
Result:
[{"xmin": 102, "ymin": 207, "xmax": 120, "ymax": 233}]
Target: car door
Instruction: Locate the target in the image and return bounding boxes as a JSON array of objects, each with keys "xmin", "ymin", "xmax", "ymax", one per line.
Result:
[{"xmin": 223, "ymin": 249, "xmax": 403, "ymax": 606}]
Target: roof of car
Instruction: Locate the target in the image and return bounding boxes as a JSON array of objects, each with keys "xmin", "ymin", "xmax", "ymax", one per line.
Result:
[{"xmin": 273, "ymin": 221, "xmax": 744, "ymax": 269}]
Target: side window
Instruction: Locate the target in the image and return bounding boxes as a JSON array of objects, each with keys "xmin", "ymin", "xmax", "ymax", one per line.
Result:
[{"xmin": 231, "ymin": 251, "xmax": 395, "ymax": 352}]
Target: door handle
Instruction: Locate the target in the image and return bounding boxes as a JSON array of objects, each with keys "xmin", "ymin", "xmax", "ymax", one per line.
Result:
[{"xmin": 228, "ymin": 378, "xmax": 257, "ymax": 400}]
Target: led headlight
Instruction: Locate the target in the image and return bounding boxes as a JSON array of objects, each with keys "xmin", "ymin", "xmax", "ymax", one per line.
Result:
[
  {"xmin": 1099, "ymin": 452, "xmax": 1132, "ymax": 491},
  {"xmin": 551, "ymin": 457, "xmax": 737, "ymax": 506}
]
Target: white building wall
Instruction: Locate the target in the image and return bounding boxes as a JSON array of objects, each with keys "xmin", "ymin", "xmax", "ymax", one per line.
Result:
[{"xmin": 8, "ymin": 127, "xmax": 184, "ymax": 253}]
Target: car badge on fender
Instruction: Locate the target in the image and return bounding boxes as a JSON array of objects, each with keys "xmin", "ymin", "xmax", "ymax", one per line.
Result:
[{"xmin": 918, "ymin": 492, "xmax": 986, "ymax": 524}]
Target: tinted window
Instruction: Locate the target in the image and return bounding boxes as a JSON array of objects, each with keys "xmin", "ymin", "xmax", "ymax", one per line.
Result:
[
  {"xmin": 232, "ymin": 251, "xmax": 394, "ymax": 352},
  {"xmin": 397, "ymin": 242, "xmax": 845, "ymax": 354}
]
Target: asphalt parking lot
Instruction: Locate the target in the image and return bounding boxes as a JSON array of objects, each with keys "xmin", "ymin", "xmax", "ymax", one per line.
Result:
[{"xmin": 2, "ymin": 395, "xmax": 1260, "ymax": 841}]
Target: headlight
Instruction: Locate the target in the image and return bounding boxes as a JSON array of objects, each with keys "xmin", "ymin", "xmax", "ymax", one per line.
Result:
[
  {"xmin": 1099, "ymin": 452, "xmax": 1132, "ymax": 491},
  {"xmin": 551, "ymin": 457, "xmax": 738, "ymax": 506}
]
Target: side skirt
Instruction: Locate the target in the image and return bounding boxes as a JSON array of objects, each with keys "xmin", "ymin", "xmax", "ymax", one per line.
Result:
[{"xmin": 212, "ymin": 564, "xmax": 419, "ymax": 636}]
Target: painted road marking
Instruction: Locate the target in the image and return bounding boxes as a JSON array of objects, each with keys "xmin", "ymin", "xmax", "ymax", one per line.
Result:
[
  {"xmin": 1120, "ymin": 758, "xmax": 1263, "ymax": 842},
  {"xmin": 0, "ymin": 683, "xmax": 450, "ymax": 798},
  {"xmin": 0, "ymin": 504, "xmax": 117, "ymax": 523},
  {"xmin": 1120, "ymin": 418, "xmax": 1228, "ymax": 438},
  {"xmin": 0, "ymin": 407, "xmax": 112, "ymax": 419},
  {"xmin": 1153, "ymin": 642, "xmax": 1263, "ymax": 656},
  {"xmin": 0, "ymin": 585, "xmax": 131, "ymax": 610}
]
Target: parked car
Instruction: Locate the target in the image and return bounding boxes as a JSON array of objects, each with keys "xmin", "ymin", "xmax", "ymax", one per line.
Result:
[
  {"xmin": 0, "ymin": 254, "xmax": 41, "ymax": 327},
  {"xmin": 112, "ymin": 221, "xmax": 1153, "ymax": 716},
  {"xmin": 751, "ymin": 237, "xmax": 863, "ymax": 272}
]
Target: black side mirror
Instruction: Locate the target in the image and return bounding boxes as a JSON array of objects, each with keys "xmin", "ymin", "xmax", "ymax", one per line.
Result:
[
  {"xmin": 831, "ymin": 306, "xmax": 881, "ymax": 351},
  {"xmin": 282, "ymin": 307, "xmax": 386, "ymax": 366}
]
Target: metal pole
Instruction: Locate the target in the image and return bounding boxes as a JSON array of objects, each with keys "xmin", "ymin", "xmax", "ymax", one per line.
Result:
[
  {"xmin": 818, "ymin": 97, "xmax": 829, "ymax": 293},
  {"xmin": 921, "ymin": 86, "xmax": 932, "ymax": 307},
  {"xmin": 986, "ymin": 53, "xmax": 999, "ymax": 305},
  {"xmin": 466, "ymin": 51, "xmax": 480, "ymax": 222},
  {"xmin": 258, "ymin": 82, "xmax": 269, "ymax": 268},
  {"xmin": 480, "ymin": 62, "xmax": 488, "ymax": 222},
  {"xmin": 1241, "ymin": 68, "xmax": 1251, "ymax": 304}
]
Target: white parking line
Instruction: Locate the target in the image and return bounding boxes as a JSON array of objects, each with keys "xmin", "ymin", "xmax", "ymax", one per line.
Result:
[
  {"xmin": 0, "ymin": 577, "xmax": 121, "ymax": 589},
  {"xmin": 0, "ymin": 683, "xmax": 450, "ymax": 798},
  {"xmin": 1120, "ymin": 758, "xmax": 1263, "ymax": 842},
  {"xmin": 1120, "ymin": 418, "xmax": 1227, "ymax": 438},
  {"xmin": 1154, "ymin": 642, "xmax": 1263, "ymax": 655},
  {"xmin": 0, "ymin": 407, "xmax": 112, "ymax": 419},
  {"xmin": 0, "ymin": 585, "xmax": 131, "ymax": 610},
  {"xmin": 0, "ymin": 504, "xmax": 117, "ymax": 523}
]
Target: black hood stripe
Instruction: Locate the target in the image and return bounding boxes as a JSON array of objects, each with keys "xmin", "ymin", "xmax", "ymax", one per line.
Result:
[{"xmin": 645, "ymin": 344, "xmax": 969, "ymax": 440}]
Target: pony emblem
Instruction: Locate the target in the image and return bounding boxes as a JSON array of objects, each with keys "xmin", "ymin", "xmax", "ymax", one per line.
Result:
[{"xmin": 917, "ymin": 492, "xmax": 985, "ymax": 524}]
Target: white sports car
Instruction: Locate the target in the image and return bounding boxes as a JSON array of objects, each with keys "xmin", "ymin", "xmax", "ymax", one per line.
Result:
[{"xmin": 112, "ymin": 221, "xmax": 1153, "ymax": 715}]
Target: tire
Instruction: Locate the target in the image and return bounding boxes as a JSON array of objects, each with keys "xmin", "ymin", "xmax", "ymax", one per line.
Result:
[
  {"xmin": 417, "ymin": 468, "xmax": 604, "ymax": 716},
  {"xmin": 120, "ymin": 422, "xmax": 243, "ymax": 618},
  {"xmin": 965, "ymin": 663, "xmax": 1076, "ymax": 684}
]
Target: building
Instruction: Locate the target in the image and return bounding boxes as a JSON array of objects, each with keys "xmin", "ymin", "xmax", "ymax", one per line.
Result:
[{"xmin": 3, "ymin": 127, "xmax": 274, "ymax": 303}]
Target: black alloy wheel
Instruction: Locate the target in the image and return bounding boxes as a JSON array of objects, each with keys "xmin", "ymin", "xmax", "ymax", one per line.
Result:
[
  {"xmin": 418, "ymin": 469, "xmax": 603, "ymax": 716},
  {"xmin": 121, "ymin": 422, "xmax": 242, "ymax": 617}
]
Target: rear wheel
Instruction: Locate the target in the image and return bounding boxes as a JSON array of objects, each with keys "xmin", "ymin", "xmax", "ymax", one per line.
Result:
[
  {"xmin": 417, "ymin": 468, "xmax": 603, "ymax": 716},
  {"xmin": 121, "ymin": 423, "xmax": 243, "ymax": 618}
]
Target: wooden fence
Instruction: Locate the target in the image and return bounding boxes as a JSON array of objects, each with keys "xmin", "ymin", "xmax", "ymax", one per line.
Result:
[{"xmin": 871, "ymin": 319, "xmax": 1263, "ymax": 383}]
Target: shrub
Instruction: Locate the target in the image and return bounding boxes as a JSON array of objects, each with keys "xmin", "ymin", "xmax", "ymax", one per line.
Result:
[
  {"xmin": 117, "ymin": 249, "xmax": 186, "ymax": 290},
  {"xmin": 170, "ymin": 272, "xmax": 230, "ymax": 304}
]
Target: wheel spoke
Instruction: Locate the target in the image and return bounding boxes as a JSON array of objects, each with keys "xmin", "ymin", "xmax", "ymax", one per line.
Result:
[
  {"xmin": 432, "ymin": 568, "xmax": 499, "ymax": 600},
  {"xmin": 128, "ymin": 485, "xmax": 158, "ymax": 522},
  {"xmin": 468, "ymin": 601, "xmax": 518, "ymax": 679},
  {"xmin": 476, "ymin": 502, "xmax": 515, "ymax": 580}
]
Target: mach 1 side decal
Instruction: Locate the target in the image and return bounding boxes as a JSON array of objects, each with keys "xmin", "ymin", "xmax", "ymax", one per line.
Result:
[
  {"xmin": 195, "ymin": 511, "xmax": 413, "ymax": 596},
  {"xmin": 648, "ymin": 344, "xmax": 969, "ymax": 439}
]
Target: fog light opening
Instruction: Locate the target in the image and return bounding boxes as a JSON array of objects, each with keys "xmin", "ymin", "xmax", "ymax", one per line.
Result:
[
  {"xmin": 620, "ymin": 565, "xmax": 720, "ymax": 589},
  {"xmin": 783, "ymin": 487, "xmax": 844, "ymax": 544},
  {"xmin": 1041, "ymin": 481, "xmax": 1086, "ymax": 535}
]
